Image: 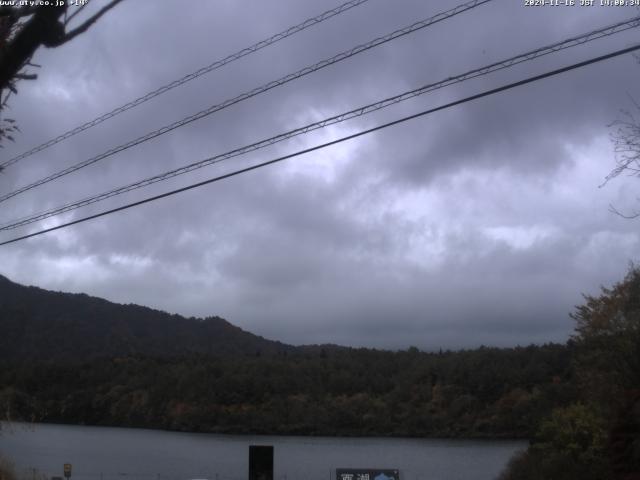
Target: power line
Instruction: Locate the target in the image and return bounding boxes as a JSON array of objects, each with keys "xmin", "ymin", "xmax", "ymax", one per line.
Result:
[
  {"xmin": 0, "ymin": 0, "xmax": 492, "ymax": 205},
  {"xmin": 2, "ymin": 42, "xmax": 638, "ymax": 247},
  {"xmin": 0, "ymin": 0, "xmax": 373, "ymax": 170},
  {"xmin": 2, "ymin": 15, "xmax": 638, "ymax": 232}
]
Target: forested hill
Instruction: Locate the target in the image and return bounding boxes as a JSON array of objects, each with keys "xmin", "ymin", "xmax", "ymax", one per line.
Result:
[
  {"xmin": 1, "ymin": 273, "xmax": 637, "ymax": 475},
  {"xmin": 0, "ymin": 274, "xmax": 578, "ymax": 439},
  {"xmin": 0, "ymin": 274, "xmax": 294, "ymax": 361},
  {"xmin": 1, "ymin": 345, "xmax": 574, "ymax": 438}
]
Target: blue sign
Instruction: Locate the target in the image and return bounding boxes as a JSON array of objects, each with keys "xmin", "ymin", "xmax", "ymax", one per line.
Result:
[{"xmin": 336, "ymin": 469, "xmax": 400, "ymax": 480}]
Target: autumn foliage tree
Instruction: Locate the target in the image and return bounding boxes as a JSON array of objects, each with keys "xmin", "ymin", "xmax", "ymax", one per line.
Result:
[
  {"xmin": 501, "ymin": 266, "xmax": 640, "ymax": 480},
  {"xmin": 571, "ymin": 266, "xmax": 640, "ymax": 478},
  {"xmin": 572, "ymin": 267, "xmax": 640, "ymax": 407}
]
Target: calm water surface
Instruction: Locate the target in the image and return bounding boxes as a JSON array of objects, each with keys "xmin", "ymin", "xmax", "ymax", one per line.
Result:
[{"xmin": 0, "ymin": 423, "xmax": 525, "ymax": 480}]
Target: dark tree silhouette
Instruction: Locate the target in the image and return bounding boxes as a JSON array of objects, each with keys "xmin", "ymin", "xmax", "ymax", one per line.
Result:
[{"xmin": 0, "ymin": 0, "xmax": 124, "ymax": 150}]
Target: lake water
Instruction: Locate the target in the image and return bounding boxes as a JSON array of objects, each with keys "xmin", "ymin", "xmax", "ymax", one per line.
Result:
[{"xmin": 0, "ymin": 423, "xmax": 525, "ymax": 480}]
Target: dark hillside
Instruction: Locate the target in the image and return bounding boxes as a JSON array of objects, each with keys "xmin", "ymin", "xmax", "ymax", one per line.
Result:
[
  {"xmin": 0, "ymin": 274, "xmax": 293, "ymax": 361},
  {"xmin": 0, "ymin": 274, "xmax": 576, "ymax": 439}
]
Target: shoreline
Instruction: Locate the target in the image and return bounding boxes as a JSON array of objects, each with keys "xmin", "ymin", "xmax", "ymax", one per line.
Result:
[{"xmin": 1, "ymin": 420, "xmax": 530, "ymax": 443}]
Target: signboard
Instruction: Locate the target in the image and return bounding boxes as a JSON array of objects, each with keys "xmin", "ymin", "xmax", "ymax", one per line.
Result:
[
  {"xmin": 336, "ymin": 469, "xmax": 400, "ymax": 480},
  {"xmin": 63, "ymin": 464, "xmax": 72, "ymax": 479},
  {"xmin": 249, "ymin": 445, "xmax": 273, "ymax": 480}
]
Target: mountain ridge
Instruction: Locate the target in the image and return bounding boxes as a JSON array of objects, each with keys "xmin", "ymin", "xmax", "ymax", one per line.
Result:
[{"xmin": 0, "ymin": 274, "xmax": 297, "ymax": 361}]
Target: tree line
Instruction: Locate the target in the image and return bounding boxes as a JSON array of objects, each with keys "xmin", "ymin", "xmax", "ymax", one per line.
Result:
[{"xmin": 0, "ymin": 343, "xmax": 573, "ymax": 439}]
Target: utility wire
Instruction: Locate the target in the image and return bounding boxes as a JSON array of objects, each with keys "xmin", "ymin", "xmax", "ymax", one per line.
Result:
[
  {"xmin": 1, "ymin": 42, "xmax": 638, "ymax": 247},
  {"xmin": 0, "ymin": 0, "xmax": 373, "ymax": 170},
  {"xmin": 0, "ymin": 0, "xmax": 492, "ymax": 205},
  {"xmin": 2, "ymin": 15, "xmax": 638, "ymax": 232}
]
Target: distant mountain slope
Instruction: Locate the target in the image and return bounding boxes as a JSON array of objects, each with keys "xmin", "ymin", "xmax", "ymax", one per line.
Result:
[{"xmin": 0, "ymin": 274, "xmax": 294, "ymax": 361}]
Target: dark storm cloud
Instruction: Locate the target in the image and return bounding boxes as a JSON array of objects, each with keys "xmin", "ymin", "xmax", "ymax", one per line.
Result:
[{"xmin": 1, "ymin": 0, "xmax": 639, "ymax": 349}]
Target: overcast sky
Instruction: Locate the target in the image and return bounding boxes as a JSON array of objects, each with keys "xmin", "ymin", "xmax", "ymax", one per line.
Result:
[{"xmin": 0, "ymin": 0, "xmax": 639, "ymax": 349}]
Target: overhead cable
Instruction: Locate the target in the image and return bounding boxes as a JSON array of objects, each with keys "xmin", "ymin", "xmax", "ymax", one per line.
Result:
[
  {"xmin": 0, "ymin": 0, "xmax": 373, "ymax": 170},
  {"xmin": 2, "ymin": 14, "xmax": 638, "ymax": 231},
  {"xmin": 1, "ymin": 42, "xmax": 638, "ymax": 247},
  {"xmin": 0, "ymin": 0, "xmax": 492, "ymax": 204}
]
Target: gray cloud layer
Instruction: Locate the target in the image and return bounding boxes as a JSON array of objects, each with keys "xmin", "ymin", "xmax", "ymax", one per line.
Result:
[{"xmin": 1, "ymin": 0, "xmax": 639, "ymax": 349}]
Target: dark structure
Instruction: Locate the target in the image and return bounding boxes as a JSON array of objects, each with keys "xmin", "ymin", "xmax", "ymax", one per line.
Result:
[{"xmin": 249, "ymin": 445, "xmax": 274, "ymax": 480}]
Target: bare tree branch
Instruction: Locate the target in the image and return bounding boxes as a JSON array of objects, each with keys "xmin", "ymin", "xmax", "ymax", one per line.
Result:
[
  {"xmin": 603, "ymin": 102, "xmax": 640, "ymax": 186},
  {"xmin": 56, "ymin": 0, "xmax": 124, "ymax": 45},
  {"xmin": 13, "ymin": 73, "xmax": 37, "ymax": 81},
  {"xmin": 0, "ymin": 6, "xmax": 66, "ymax": 90},
  {"xmin": 64, "ymin": 3, "xmax": 89, "ymax": 27},
  {"xmin": 0, "ymin": 0, "xmax": 125, "ymax": 149},
  {"xmin": 609, "ymin": 203, "xmax": 640, "ymax": 219},
  {"xmin": 0, "ymin": 6, "xmax": 40, "ymax": 19}
]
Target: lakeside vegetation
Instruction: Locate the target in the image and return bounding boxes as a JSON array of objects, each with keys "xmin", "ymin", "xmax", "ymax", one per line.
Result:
[
  {"xmin": 500, "ymin": 267, "xmax": 640, "ymax": 479},
  {"xmin": 0, "ymin": 268, "xmax": 638, "ymax": 478},
  {"xmin": 0, "ymin": 454, "xmax": 46, "ymax": 480},
  {"xmin": 0, "ymin": 343, "xmax": 573, "ymax": 438}
]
